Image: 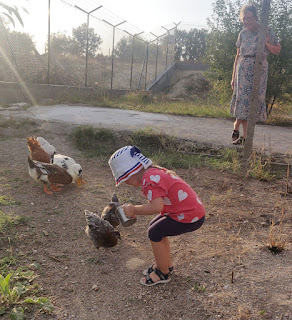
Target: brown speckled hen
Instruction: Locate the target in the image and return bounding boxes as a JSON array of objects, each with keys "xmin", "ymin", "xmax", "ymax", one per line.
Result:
[
  {"xmin": 85, "ymin": 209, "xmax": 121, "ymax": 249},
  {"xmin": 101, "ymin": 193, "xmax": 120, "ymax": 228}
]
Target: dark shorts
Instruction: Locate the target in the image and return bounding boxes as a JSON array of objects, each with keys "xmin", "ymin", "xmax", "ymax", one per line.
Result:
[{"xmin": 148, "ymin": 214, "xmax": 205, "ymax": 242}]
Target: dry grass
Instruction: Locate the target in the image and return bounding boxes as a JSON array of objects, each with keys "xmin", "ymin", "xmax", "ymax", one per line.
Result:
[{"xmin": 267, "ymin": 208, "xmax": 287, "ymax": 254}]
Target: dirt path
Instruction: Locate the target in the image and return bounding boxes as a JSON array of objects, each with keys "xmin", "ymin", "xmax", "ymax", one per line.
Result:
[
  {"xmin": 1, "ymin": 104, "xmax": 291, "ymax": 156},
  {"xmin": 0, "ymin": 120, "xmax": 291, "ymax": 320}
]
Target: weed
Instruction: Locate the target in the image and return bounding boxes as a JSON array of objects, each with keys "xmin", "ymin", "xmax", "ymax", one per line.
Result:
[
  {"xmin": 267, "ymin": 208, "xmax": 286, "ymax": 254},
  {"xmin": 0, "ymin": 196, "xmax": 21, "ymax": 206},
  {"xmin": 0, "ymin": 211, "xmax": 23, "ymax": 232},
  {"xmin": 191, "ymin": 282, "xmax": 206, "ymax": 293},
  {"xmin": 0, "ymin": 168, "xmax": 12, "ymax": 176},
  {"xmin": 247, "ymin": 152, "xmax": 276, "ymax": 181},
  {"xmin": 0, "ymin": 255, "xmax": 17, "ymax": 275},
  {"xmin": 0, "ymin": 268, "xmax": 54, "ymax": 316},
  {"xmin": 210, "ymin": 195, "xmax": 217, "ymax": 202}
]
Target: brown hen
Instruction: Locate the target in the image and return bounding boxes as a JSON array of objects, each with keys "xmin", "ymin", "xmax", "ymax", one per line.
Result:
[{"xmin": 27, "ymin": 137, "xmax": 52, "ymax": 163}]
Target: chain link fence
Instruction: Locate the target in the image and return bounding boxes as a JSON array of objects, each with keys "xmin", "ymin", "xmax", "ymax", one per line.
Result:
[{"xmin": 0, "ymin": 0, "xmax": 179, "ymax": 90}]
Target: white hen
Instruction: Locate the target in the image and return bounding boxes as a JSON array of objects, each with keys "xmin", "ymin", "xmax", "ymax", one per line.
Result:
[
  {"xmin": 36, "ymin": 137, "xmax": 85, "ymax": 185},
  {"xmin": 53, "ymin": 154, "xmax": 85, "ymax": 185}
]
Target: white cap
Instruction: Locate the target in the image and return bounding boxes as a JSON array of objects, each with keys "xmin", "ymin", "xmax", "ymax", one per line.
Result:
[{"xmin": 108, "ymin": 146, "xmax": 152, "ymax": 186}]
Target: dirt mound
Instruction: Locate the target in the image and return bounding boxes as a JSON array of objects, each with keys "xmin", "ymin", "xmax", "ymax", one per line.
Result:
[{"xmin": 166, "ymin": 70, "xmax": 211, "ymax": 99}]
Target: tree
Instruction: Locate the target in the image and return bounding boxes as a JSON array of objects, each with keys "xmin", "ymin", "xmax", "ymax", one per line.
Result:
[
  {"xmin": 115, "ymin": 36, "xmax": 152, "ymax": 62},
  {"xmin": 175, "ymin": 28, "xmax": 208, "ymax": 62},
  {"xmin": 205, "ymin": 0, "xmax": 292, "ymax": 112},
  {"xmin": 50, "ymin": 32, "xmax": 75, "ymax": 56},
  {"xmin": 71, "ymin": 23, "xmax": 102, "ymax": 57},
  {"xmin": 265, "ymin": 0, "xmax": 292, "ymax": 114},
  {"xmin": 205, "ymin": 0, "xmax": 242, "ymax": 102},
  {"xmin": 0, "ymin": 1, "xmax": 25, "ymax": 27}
]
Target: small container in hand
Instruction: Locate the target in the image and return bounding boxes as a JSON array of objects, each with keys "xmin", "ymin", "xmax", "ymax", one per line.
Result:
[{"xmin": 116, "ymin": 206, "xmax": 136, "ymax": 227}]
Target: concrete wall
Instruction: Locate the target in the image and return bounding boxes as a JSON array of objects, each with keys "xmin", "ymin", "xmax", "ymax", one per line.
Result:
[
  {"xmin": 147, "ymin": 61, "xmax": 209, "ymax": 94},
  {"xmin": 0, "ymin": 81, "xmax": 130, "ymax": 105}
]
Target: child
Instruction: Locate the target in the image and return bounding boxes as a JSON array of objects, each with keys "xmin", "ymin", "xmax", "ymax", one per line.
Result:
[{"xmin": 108, "ymin": 145, "xmax": 205, "ymax": 286}]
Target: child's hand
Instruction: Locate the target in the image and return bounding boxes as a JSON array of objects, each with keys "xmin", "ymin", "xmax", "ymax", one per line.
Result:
[{"xmin": 122, "ymin": 204, "xmax": 136, "ymax": 218}]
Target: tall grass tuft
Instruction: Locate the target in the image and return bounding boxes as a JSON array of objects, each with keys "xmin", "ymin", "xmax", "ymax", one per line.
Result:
[
  {"xmin": 247, "ymin": 151, "xmax": 275, "ymax": 181},
  {"xmin": 267, "ymin": 209, "xmax": 286, "ymax": 254}
]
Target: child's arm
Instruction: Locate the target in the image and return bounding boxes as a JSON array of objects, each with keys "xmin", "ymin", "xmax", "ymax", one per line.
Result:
[{"xmin": 123, "ymin": 197, "xmax": 164, "ymax": 218}]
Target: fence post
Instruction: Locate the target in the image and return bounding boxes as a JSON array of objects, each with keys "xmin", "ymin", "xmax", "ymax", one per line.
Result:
[
  {"xmin": 173, "ymin": 21, "xmax": 181, "ymax": 64},
  {"xmin": 47, "ymin": 0, "xmax": 51, "ymax": 84},
  {"xmin": 243, "ymin": 0, "xmax": 271, "ymax": 167},
  {"xmin": 150, "ymin": 32, "xmax": 161, "ymax": 80},
  {"xmin": 124, "ymin": 30, "xmax": 144, "ymax": 89},
  {"xmin": 75, "ymin": 5, "xmax": 102, "ymax": 87},
  {"xmin": 162, "ymin": 25, "xmax": 172, "ymax": 70},
  {"xmin": 103, "ymin": 20, "xmax": 126, "ymax": 89}
]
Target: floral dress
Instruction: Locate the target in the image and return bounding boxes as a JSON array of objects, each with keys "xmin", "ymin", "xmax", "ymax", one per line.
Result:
[{"xmin": 230, "ymin": 27, "xmax": 279, "ymax": 121}]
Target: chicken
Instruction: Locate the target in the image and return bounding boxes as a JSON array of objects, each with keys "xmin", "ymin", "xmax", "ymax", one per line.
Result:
[
  {"xmin": 27, "ymin": 137, "xmax": 85, "ymax": 186},
  {"xmin": 27, "ymin": 137, "xmax": 52, "ymax": 163},
  {"xmin": 36, "ymin": 137, "xmax": 56, "ymax": 159},
  {"xmin": 85, "ymin": 209, "xmax": 121, "ymax": 249},
  {"xmin": 27, "ymin": 156, "xmax": 82, "ymax": 194},
  {"xmin": 53, "ymin": 154, "xmax": 85, "ymax": 186},
  {"xmin": 101, "ymin": 193, "xmax": 120, "ymax": 228}
]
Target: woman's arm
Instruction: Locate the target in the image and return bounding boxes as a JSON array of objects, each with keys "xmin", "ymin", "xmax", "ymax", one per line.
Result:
[
  {"xmin": 123, "ymin": 197, "xmax": 164, "ymax": 218},
  {"xmin": 231, "ymin": 48, "xmax": 240, "ymax": 90},
  {"xmin": 265, "ymin": 28, "xmax": 281, "ymax": 55},
  {"xmin": 265, "ymin": 41, "xmax": 281, "ymax": 55}
]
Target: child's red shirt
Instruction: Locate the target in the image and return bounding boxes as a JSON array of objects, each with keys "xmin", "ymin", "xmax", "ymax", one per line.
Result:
[{"xmin": 142, "ymin": 167, "xmax": 205, "ymax": 223}]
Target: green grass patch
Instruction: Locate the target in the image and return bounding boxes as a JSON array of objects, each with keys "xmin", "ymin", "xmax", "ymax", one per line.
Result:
[
  {"xmin": 71, "ymin": 125, "xmax": 279, "ymax": 180},
  {"xmin": 266, "ymin": 102, "xmax": 292, "ymax": 127},
  {"xmin": 71, "ymin": 126, "xmax": 118, "ymax": 157},
  {"xmin": 0, "ymin": 117, "xmax": 38, "ymax": 129},
  {"xmin": 0, "ymin": 211, "xmax": 23, "ymax": 231},
  {"xmin": 93, "ymin": 92, "xmax": 231, "ymax": 119},
  {"xmin": 0, "ymin": 256, "xmax": 18, "ymax": 275},
  {"xmin": 0, "ymin": 196, "xmax": 22, "ymax": 206},
  {"xmin": 0, "ymin": 268, "xmax": 54, "ymax": 317}
]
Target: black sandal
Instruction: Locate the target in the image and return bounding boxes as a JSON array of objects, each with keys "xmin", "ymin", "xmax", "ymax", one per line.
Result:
[
  {"xmin": 233, "ymin": 136, "xmax": 245, "ymax": 145},
  {"xmin": 143, "ymin": 265, "xmax": 173, "ymax": 276},
  {"xmin": 140, "ymin": 268, "xmax": 171, "ymax": 286},
  {"xmin": 232, "ymin": 130, "xmax": 239, "ymax": 141}
]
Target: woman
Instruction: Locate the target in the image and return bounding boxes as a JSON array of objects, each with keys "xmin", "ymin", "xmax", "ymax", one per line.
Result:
[{"xmin": 230, "ymin": 4, "xmax": 281, "ymax": 145}]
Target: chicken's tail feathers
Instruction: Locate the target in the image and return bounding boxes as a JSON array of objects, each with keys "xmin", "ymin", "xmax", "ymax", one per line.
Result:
[
  {"xmin": 27, "ymin": 136, "xmax": 40, "ymax": 149},
  {"xmin": 27, "ymin": 155, "xmax": 35, "ymax": 168},
  {"xmin": 84, "ymin": 209, "xmax": 98, "ymax": 223}
]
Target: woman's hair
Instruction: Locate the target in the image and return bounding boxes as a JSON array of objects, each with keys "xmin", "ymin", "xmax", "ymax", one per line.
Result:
[{"xmin": 240, "ymin": 4, "xmax": 258, "ymax": 22}]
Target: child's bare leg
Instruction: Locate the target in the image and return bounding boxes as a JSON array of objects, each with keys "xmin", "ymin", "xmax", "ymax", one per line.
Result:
[
  {"xmin": 163, "ymin": 237, "xmax": 172, "ymax": 270},
  {"xmin": 141, "ymin": 237, "xmax": 171, "ymax": 283}
]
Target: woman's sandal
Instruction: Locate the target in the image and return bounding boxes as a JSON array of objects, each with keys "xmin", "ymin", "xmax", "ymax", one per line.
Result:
[
  {"xmin": 232, "ymin": 130, "xmax": 240, "ymax": 141},
  {"xmin": 140, "ymin": 268, "xmax": 171, "ymax": 286},
  {"xmin": 142, "ymin": 265, "xmax": 173, "ymax": 276},
  {"xmin": 233, "ymin": 136, "xmax": 246, "ymax": 145}
]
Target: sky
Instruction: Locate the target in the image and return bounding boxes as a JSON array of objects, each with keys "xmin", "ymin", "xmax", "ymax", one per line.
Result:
[{"xmin": 12, "ymin": 0, "xmax": 215, "ymax": 52}]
